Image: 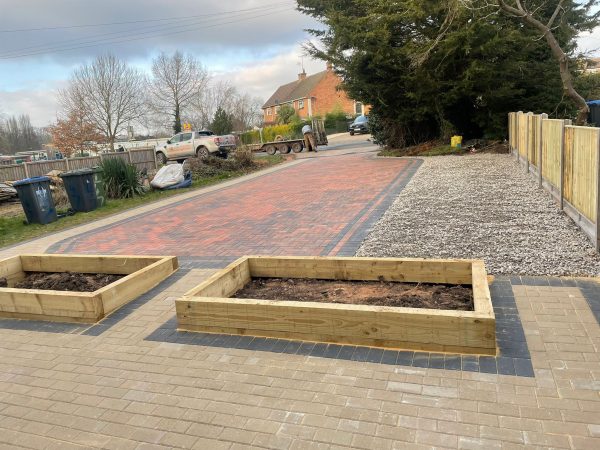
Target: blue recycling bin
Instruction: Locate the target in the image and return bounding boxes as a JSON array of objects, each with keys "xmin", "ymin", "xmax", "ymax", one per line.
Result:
[
  {"xmin": 60, "ymin": 169, "xmax": 98, "ymax": 213},
  {"xmin": 12, "ymin": 176, "xmax": 58, "ymax": 225}
]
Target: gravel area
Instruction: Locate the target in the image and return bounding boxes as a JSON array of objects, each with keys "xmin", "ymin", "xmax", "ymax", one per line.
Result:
[{"xmin": 357, "ymin": 153, "xmax": 600, "ymax": 276}]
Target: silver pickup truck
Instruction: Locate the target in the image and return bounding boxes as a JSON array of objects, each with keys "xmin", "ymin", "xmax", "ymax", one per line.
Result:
[{"xmin": 155, "ymin": 130, "xmax": 236, "ymax": 164}]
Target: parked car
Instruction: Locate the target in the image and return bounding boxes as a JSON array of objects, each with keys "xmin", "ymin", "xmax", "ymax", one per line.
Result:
[
  {"xmin": 348, "ymin": 115, "xmax": 369, "ymax": 135},
  {"xmin": 155, "ymin": 130, "xmax": 236, "ymax": 164}
]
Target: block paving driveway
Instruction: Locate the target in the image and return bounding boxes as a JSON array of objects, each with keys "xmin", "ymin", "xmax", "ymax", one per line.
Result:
[
  {"xmin": 50, "ymin": 154, "xmax": 420, "ymax": 259},
  {"xmin": 1, "ymin": 148, "xmax": 599, "ymax": 449}
]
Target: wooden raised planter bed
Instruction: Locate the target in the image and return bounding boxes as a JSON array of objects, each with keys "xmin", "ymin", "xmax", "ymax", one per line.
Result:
[
  {"xmin": 176, "ymin": 256, "xmax": 496, "ymax": 355},
  {"xmin": 0, "ymin": 254, "xmax": 178, "ymax": 323}
]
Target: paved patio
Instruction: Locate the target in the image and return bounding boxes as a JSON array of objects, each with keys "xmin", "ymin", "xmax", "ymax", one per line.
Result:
[{"xmin": 0, "ymin": 148, "xmax": 599, "ymax": 449}]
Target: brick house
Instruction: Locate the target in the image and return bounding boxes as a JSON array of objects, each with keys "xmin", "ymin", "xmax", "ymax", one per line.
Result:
[{"xmin": 262, "ymin": 63, "xmax": 365, "ymax": 125}]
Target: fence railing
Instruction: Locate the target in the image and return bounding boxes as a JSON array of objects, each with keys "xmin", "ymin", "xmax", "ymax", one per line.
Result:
[
  {"xmin": 509, "ymin": 111, "xmax": 600, "ymax": 249},
  {"xmin": 0, "ymin": 148, "xmax": 157, "ymax": 183}
]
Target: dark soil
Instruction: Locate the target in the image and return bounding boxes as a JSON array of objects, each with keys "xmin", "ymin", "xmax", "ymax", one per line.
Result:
[
  {"xmin": 15, "ymin": 272, "xmax": 123, "ymax": 292},
  {"xmin": 0, "ymin": 277, "xmax": 7, "ymax": 288},
  {"xmin": 233, "ymin": 278, "xmax": 474, "ymax": 311}
]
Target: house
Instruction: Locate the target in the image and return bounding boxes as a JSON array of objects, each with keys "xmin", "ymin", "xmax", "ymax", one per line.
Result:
[
  {"xmin": 584, "ymin": 57, "xmax": 600, "ymax": 74},
  {"xmin": 262, "ymin": 63, "xmax": 366, "ymax": 125}
]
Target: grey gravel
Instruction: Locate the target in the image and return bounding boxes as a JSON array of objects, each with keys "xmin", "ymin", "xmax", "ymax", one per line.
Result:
[{"xmin": 356, "ymin": 153, "xmax": 600, "ymax": 276}]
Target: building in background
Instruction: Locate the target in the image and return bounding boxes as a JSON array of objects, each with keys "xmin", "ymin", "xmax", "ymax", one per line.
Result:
[{"xmin": 262, "ymin": 63, "xmax": 366, "ymax": 125}]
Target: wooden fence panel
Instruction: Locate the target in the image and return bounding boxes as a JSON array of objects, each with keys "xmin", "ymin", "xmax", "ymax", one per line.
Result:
[
  {"xmin": 529, "ymin": 115, "xmax": 540, "ymax": 167},
  {"xmin": 69, "ymin": 156, "xmax": 101, "ymax": 170},
  {"xmin": 541, "ymin": 119, "xmax": 563, "ymax": 189},
  {"xmin": 26, "ymin": 160, "xmax": 68, "ymax": 177},
  {"xmin": 563, "ymin": 126, "xmax": 598, "ymax": 222},
  {"xmin": 518, "ymin": 113, "xmax": 527, "ymax": 158},
  {"xmin": 0, "ymin": 164, "xmax": 27, "ymax": 182},
  {"xmin": 128, "ymin": 148, "xmax": 156, "ymax": 171},
  {"xmin": 101, "ymin": 152, "xmax": 130, "ymax": 163},
  {"xmin": 563, "ymin": 126, "xmax": 574, "ymax": 206}
]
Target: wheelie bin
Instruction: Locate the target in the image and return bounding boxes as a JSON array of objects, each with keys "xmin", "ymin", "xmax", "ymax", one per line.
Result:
[
  {"xmin": 60, "ymin": 169, "xmax": 98, "ymax": 212},
  {"xmin": 12, "ymin": 176, "xmax": 58, "ymax": 224},
  {"xmin": 91, "ymin": 166, "xmax": 106, "ymax": 207}
]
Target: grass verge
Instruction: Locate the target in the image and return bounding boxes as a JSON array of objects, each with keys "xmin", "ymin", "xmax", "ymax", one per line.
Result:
[
  {"xmin": 0, "ymin": 155, "xmax": 285, "ymax": 249},
  {"xmin": 379, "ymin": 144, "xmax": 463, "ymax": 157}
]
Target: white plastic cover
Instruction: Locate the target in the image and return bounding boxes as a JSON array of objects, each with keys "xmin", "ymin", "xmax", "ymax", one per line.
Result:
[{"xmin": 150, "ymin": 164, "xmax": 184, "ymax": 189}]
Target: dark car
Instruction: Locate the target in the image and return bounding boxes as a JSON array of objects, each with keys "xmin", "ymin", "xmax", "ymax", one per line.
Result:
[{"xmin": 348, "ymin": 115, "xmax": 369, "ymax": 135}]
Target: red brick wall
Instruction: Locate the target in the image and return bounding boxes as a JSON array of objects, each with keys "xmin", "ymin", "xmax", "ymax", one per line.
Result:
[
  {"xmin": 262, "ymin": 69, "xmax": 369, "ymax": 124},
  {"xmin": 309, "ymin": 70, "xmax": 356, "ymax": 117}
]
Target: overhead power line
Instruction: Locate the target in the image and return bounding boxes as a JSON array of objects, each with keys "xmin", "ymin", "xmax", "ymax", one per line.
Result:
[
  {"xmin": 0, "ymin": 2, "xmax": 293, "ymax": 33},
  {"xmin": 0, "ymin": 8, "xmax": 294, "ymax": 60},
  {"xmin": 0, "ymin": 4, "xmax": 291, "ymax": 58}
]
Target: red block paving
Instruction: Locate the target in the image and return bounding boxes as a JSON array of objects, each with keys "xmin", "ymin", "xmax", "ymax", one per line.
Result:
[{"xmin": 51, "ymin": 154, "xmax": 417, "ymax": 257}]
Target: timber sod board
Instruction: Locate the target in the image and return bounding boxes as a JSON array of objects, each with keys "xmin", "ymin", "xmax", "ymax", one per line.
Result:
[
  {"xmin": 0, "ymin": 254, "xmax": 178, "ymax": 323},
  {"xmin": 176, "ymin": 256, "xmax": 496, "ymax": 355}
]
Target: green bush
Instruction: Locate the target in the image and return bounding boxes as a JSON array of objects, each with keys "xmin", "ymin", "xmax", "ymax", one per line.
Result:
[
  {"xmin": 324, "ymin": 110, "xmax": 348, "ymax": 129},
  {"xmin": 100, "ymin": 157, "xmax": 144, "ymax": 199},
  {"xmin": 186, "ymin": 149, "xmax": 256, "ymax": 179}
]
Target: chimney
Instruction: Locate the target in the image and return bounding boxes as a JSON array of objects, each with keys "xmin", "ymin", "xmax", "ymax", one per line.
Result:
[
  {"xmin": 298, "ymin": 70, "xmax": 307, "ymax": 80},
  {"xmin": 326, "ymin": 62, "xmax": 333, "ymax": 72}
]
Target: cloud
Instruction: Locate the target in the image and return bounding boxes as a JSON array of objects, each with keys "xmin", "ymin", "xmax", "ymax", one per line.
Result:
[
  {"xmin": 216, "ymin": 41, "xmax": 326, "ymax": 102},
  {"xmin": 0, "ymin": 84, "xmax": 63, "ymax": 126},
  {"xmin": 0, "ymin": 0, "xmax": 317, "ymax": 65},
  {"xmin": 578, "ymin": 27, "xmax": 600, "ymax": 56}
]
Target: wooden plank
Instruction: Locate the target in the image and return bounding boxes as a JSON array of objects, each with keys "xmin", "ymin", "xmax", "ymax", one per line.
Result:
[
  {"xmin": 97, "ymin": 256, "xmax": 178, "ymax": 315},
  {"xmin": 471, "ymin": 260, "xmax": 493, "ymax": 316},
  {"xmin": 184, "ymin": 257, "xmax": 250, "ymax": 298},
  {"xmin": 525, "ymin": 112, "xmax": 532, "ymax": 172},
  {"xmin": 1, "ymin": 254, "xmax": 177, "ymax": 323},
  {"xmin": 560, "ymin": 120, "xmax": 566, "ymax": 210},
  {"xmin": 0, "ymin": 288, "xmax": 101, "ymax": 322},
  {"xmin": 176, "ymin": 297, "xmax": 496, "ymax": 355},
  {"xmin": 538, "ymin": 113, "xmax": 547, "ymax": 187},
  {"xmin": 566, "ymin": 127, "xmax": 598, "ymax": 222},
  {"xmin": 596, "ymin": 128, "xmax": 600, "ymax": 251},
  {"xmin": 0, "ymin": 256, "xmax": 24, "ymax": 286},
  {"xmin": 177, "ymin": 256, "xmax": 495, "ymax": 355},
  {"xmin": 21, "ymin": 254, "xmax": 166, "ymax": 274},
  {"xmin": 247, "ymin": 256, "xmax": 474, "ymax": 284}
]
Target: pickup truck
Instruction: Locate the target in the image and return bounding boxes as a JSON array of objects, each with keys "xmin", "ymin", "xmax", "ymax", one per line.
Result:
[{"xmin": 155, "ymin": 130, "xmax": 236, "ymax": 164}]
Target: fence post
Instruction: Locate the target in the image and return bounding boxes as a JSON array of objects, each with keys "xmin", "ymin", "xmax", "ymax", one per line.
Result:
[
  {"xmin": 508, "ymin": 113, "xmax": 512, "ymax": 154},
  {"xmin": 23, "ymin": 162, "xmax": 30, "ymax": 178},
  {"xmin": 560, "ymin": 120, "xmax": 567, "ymax": 211},
  {"xmin": 525, "ymin": 112, "xmax": 533, "ymax": 172},
  {"xmin": 596, "ymin": 129, "xmax": 600, "ymax": 251},
  {"xmin": 516, "ymin": 111, "xmax": 523, "ymax": 161},
  {"xmin": 65, "ymin": 158, "xmax": 71, "ymax": 171},
  {"xmin": 538, "ymin": 113, "xmax": 547, "ymax": 188},
  {"xmin": 126, "ymin": 151, "xmax": 133, "ymax": 164}
]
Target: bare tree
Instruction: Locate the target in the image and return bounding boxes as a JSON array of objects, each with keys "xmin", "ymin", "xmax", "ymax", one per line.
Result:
[
  {"xmin": 149, "ymin": 51, "xmax": 209, "ymax": 134},
  {"xmin": 490, "ymin": 0, "xmax": 598, "ymax": 124},
  {"xmin": 189, "ymin": 80, "xmax": 236, "ymax": 129},
  {"xmin": 188, "ymin": 80, "xmax": 262, "ymax": 131},
  {"xmin": 60, "ymin": 54, "xmax": 145, "ymax": 150}
]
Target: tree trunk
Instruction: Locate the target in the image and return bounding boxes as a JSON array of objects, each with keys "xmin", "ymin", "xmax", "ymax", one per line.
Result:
[
  {"xmin": 497, "ymin": 1, "xmax": 590, "ymax": 125},
  {"xmin": 542, "ymin": 31, "xmax": 589, "ymax": 125},
  {"xmin": 174, "ymin": 104, "xmax": 181, "ymax": 134}
]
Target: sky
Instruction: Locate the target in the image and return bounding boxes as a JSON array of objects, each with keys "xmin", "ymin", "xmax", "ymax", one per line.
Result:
[
  {"xmin": 0, "ymin": 1, "xmax": 598, "ymax": 128},
  {"xmin": 0, "ymin": 0, "xmax": 325, "ymax": 127}
]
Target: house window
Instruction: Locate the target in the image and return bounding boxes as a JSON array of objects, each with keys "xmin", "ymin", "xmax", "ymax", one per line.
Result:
[
  {"xmin": 355, "ymin": 102, "xmax": 363, "ymax": 115},
  {"xmin": 267, "ymin": 108, "xmax": 272, "ymax": 116},
  {"xmin": 275, "ymin": 106, "xmax": 280, "ymax": 113},
  {"xmin": 298, "ymin": 99, "xmax": 304, "ymax": 109}
]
